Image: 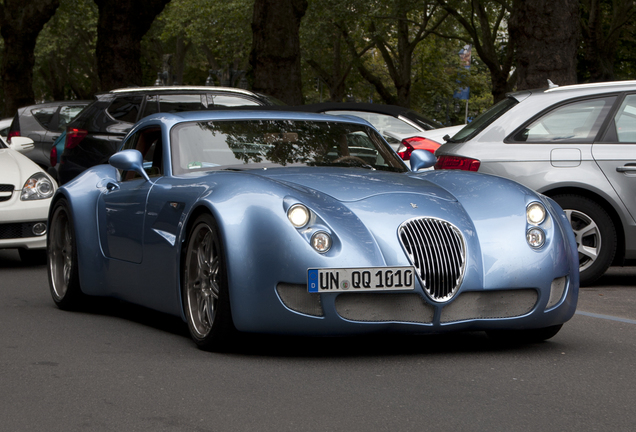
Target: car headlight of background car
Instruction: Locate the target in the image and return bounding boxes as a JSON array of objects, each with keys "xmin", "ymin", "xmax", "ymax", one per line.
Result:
[
  {"xmin": 526, "ymin": 202, "xmax": 547, "ymax": 248},
  {"xmin": 21, "ymin": 173, "xmax": 54, "ymax": 201}
]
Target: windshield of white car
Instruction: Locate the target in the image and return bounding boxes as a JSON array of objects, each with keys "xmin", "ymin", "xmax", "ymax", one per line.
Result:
[
  {"xmin": 170, "ymin": 119, "xmax": 408, "ymax": 175},
  {"xmin": 447, "ymin": 97, "xmax": 518, "ymax": 143}
]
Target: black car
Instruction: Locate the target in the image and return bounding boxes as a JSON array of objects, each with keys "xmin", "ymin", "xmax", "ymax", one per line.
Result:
[
  {"xmin": 58, "ymin": 86, "xmax": 285, "ymax": 184},
  {"xmin": 7, "ymin": 101, "xmax": 90, "ymax": 169}
]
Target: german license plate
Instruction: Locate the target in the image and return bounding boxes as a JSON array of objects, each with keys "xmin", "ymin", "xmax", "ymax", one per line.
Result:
[{"xmin": 307, "ymin": 267, "xmax": 415, "ymax": 293}]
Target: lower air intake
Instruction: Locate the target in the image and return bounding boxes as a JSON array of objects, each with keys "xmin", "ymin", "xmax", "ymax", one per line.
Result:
[
  {"xmin": 276, "ymin": 283, "xmax": 323, "ymax": 317},
  {"xmin": 335, "ymin": 293, "xmax": 434, "ymax": 323}
]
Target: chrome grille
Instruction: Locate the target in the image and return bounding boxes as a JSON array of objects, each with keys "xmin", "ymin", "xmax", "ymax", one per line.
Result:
[{"xmin": 398, "ymin": 217, "xmax": 466, "ymax": 302}]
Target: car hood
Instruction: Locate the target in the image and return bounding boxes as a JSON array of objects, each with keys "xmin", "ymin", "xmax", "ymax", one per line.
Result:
[
  {"xmin": 252, "ymin": 167, "xmax": 457, "ymax": 202},
  {"xmin": 0, "ymin": 148, "xmax": 40, "ymax": 188}
]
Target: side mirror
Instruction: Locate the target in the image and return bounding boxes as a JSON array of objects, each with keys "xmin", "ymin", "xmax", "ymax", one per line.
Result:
[
  {"xmin": 8, "ymin": 136, "xmax": 35, "ymax": 153},
  {"xmin": 409, "ymin": 149, "xmax": 436, "ymax": 171},
  {"xmin": 109, "ymin": 149, "xmax": 150, "ymax": 182}
]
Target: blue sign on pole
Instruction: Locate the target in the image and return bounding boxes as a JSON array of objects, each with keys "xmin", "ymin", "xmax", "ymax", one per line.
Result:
[{"xmin": 453, "ymin": 44, "xmax": 471, "ymax": 101}]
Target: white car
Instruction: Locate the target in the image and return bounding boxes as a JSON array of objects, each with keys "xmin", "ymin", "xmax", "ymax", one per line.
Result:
[{"xmin": 0, "ymin": 135, "xmax": 56, "ymax": 262}]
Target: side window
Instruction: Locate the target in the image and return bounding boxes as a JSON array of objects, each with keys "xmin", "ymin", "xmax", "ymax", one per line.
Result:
[
  {"xmin": 31, "ymin": 107, "xmax": 58, "ymax": 129},
  {"xmin": 211, "ymin": 94, "xmax": 260, "ymax": 107},
  {"xmin": 107, "ymin": 96, "xmax": 143, "ymax": 123},
  {"xmin": 121, "ymin": 127, "xmax": 163, "ymax": 181},
  {"xmin": 611, "ymin": 95, "xmax": 636, "ymax": 143},
  {"xmin": 513, "ymin": 96, "xmax": 616, "ymax": 143},
  {"xmin": 158, "ymin": 94, "xmax": 204, "ymax": 112},
  {"xmin": 56, "ymin": 105, "xmax": 86, "ymax": 131}
]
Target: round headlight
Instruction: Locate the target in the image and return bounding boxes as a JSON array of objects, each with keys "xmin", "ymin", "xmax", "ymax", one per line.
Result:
[
  {"xmin": 288, "ymin": 204, "xmax": 310, "ymax": 228},
  {"xmin": 527, "ymin": 202, "xmax": 546, "ymax": 225},
  {"xmin": 21, "ymin": 173, "xmax": 54, "ymax": 201},
  {"xmin": 527, "ymin": 227, "xmax": 545, "ymax": 248},
  {"xmin": 311, "ymin": 231, "xmax": 332, "ymax": 253}
]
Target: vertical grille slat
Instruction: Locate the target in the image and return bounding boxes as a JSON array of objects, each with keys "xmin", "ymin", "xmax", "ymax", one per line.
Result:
[{"xmin": 399, "ymin": 217, "xmax": 466, "ymax": 302}]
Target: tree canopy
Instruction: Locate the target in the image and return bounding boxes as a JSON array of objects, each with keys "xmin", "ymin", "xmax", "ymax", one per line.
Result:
[{"xmin": 0, "ymin": 0, "xmax": 634, "ymax": 121}]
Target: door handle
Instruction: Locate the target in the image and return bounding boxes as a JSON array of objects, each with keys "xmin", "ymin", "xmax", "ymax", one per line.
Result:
[
  {"xmin": 106, "ymin": 182, "xmax": 120, "ymax": 191},
  {"xmin": 616, "ymin": 166, "xmax": 636, "ymax": 173}
]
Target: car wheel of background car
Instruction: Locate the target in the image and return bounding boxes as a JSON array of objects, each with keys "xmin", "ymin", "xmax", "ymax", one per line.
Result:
[
  {"xmin": 553, "ymin": 194, "xmax": 617, "ymax": 286},
  {"xmin": 182, "ymin": 213, "xmax": 235, "ymax": 351},
  {"xmin": 47, "ymin": 199, "xmax": 84, "ymax": 310},
  {"xmin": 18, "ymin": 248, "xmax": 47, "ymax": 265},
  {"xmin": 486, "ymin": 324, "xmax": 563, "ymax": 343}
]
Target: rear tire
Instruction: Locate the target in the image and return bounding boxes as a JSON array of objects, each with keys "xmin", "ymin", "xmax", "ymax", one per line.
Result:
[
  {"xmin": 47, "ymin": 199, "xmax": 84, "ymax": 310},
  {"xmin": 182, "ymin": 213, "xmax": 236, "ymax": 351},
  {"xmin": 487, "ymin": 324, "xmax": 563, "ymax": 343},
  {"xmin": 552, "ymin": 194, "xmax": 616, "ymax": 286}
]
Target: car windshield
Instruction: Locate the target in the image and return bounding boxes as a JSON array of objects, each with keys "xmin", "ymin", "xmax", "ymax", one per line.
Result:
[
  {"xmin": 170, "ymin": 119, "xmax": 408, "ymax": 175},
  {"xmin": 448, "ymin": 97, "xmax": 518, "ymax": 143}
]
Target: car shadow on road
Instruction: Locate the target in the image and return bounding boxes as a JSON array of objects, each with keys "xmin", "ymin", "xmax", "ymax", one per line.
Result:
[
  {"xmin": 588, "ymin": 266, "xmax": 636, "ymax": 288},
  {"xmin": 0, "ymin": 249, "xmax": 46, "ymax": 268},
  {"xmin": 76, "ymin": 296, "xmax": 566, "ymax": 358}
]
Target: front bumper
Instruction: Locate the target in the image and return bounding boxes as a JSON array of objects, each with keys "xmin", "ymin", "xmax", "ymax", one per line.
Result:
[{"xmin": 0, "ymin": 193, "xmax": 51, "ymax": 250}]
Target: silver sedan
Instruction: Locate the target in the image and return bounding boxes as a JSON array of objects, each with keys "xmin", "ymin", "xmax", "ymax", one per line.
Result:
[{"xmin": 435, "ymin": 80, "xmax": 636, "ymax": 285}]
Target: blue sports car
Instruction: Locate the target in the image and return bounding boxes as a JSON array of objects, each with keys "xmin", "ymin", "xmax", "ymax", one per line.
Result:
[{"xmin": 47, "ymin": 111, "xmax": 579, "ymax": 351}]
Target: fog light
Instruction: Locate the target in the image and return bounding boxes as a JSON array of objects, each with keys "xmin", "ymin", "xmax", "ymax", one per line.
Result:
[
  {"xmin": 527, "ymin": 227, "xmax": 545, "ymax": 248},
  {"xmin": 288, "ymin": 204, "xmax": 310, "ymax": 228},
  {"xmin": 311, "ymin": 231, "xmax": 331, "ymax": 253},
  {"xmin": 32, "ymin": 222, "xmax": 47, "ymax": 236}
]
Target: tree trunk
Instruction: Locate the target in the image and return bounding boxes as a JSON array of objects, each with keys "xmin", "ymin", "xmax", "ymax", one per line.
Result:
[
  {"xmin": 250, "ymin": 0, "xmax": 308, "ymax": 105},
  {"xmin": 510, "ymin": 0, "xmax": 579, "ymax": 89},
  {"xmin": 0, "ymin": 0, "xmax": 60, "ymax": 117},
  {"xmin": 580, "ymin": 0, "xmax": 636, "ymax": 82},
  {"xmin": 94, "ymin": 0, "xmax": 170, "ymax": 91}
]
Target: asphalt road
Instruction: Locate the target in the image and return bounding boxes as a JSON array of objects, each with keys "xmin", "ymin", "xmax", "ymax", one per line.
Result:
[{"xmin": 1, "ymin": 248, "xmax": 635, "ymax": 432}]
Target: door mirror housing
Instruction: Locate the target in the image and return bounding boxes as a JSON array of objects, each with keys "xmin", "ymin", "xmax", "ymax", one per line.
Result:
[
  {"xmin": 109, "ymin": 149, "xmax": 150, "ymax": 182},
  {"xmin": 8, "ymin": 136, "xmax": 35, "ymax": 153},
  {"xmin": 409, "ymin": 149, "xmax": 437, "ymax": 171}
]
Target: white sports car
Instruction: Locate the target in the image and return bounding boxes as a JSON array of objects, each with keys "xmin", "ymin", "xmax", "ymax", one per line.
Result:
[{"xmin": 0, "ymin": 136, "xmax": 56, "ymax": 262}]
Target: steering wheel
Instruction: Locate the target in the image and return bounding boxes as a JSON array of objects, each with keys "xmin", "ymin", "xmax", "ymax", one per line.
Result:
[{"xmin": 333, "ymin": 155, "xmax": 370, "ymax": 166}]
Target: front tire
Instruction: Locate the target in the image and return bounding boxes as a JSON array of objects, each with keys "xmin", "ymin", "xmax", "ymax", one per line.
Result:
[
  {"xmin": 553, "ymin": 194, "xmax": 616, "ymax": 286},
  {"xmin": 182, "ymin": 213, "xmax": 235, "ymax": 351},
  {"xmin": 47, "ymin": 199, "xmax": 84, "ymax": 310}
]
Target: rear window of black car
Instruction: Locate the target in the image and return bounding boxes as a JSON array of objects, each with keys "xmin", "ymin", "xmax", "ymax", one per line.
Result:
[{"xmin": 107, "ymin": 96, "xmax": 143, "ymax": 123}]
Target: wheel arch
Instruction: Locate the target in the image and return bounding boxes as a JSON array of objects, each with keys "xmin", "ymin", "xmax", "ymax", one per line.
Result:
[
  {"xmin": 177, "ymin": 203, "xmax": 226, "ymax": 319},
  {"xmin": 542, "ymin": 186, "xmax": 625, "ymax": 264}
]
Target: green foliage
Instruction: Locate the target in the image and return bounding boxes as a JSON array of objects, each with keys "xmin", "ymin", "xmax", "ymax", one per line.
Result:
[
  {"xmin": 21, "ymin": 0, "xmax": 635, "ymax": 120},
  {"xmin": 141, "ymin": 0, "xmax": 253, "ymax": 87},
  {"xmin": 33, "ymin": 0, "xmax": 98, "ymax": 101}
]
